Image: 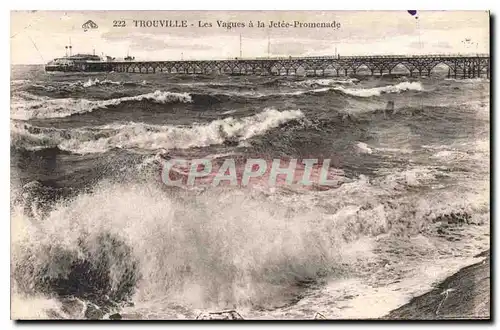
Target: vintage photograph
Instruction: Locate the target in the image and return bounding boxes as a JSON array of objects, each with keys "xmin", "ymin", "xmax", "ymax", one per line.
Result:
[{"xmin": 10, "ymin": 10, "xmax": 490, "ymax": 320}]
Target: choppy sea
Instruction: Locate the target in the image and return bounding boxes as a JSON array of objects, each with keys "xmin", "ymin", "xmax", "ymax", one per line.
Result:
[{"xmin": 10, "ymin": 66, "xmax": 490, "ymax": 319}]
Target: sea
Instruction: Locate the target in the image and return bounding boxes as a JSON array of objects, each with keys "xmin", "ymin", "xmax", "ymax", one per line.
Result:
[{"xmin": 10, "ymin": 65, "xmax": 490, "ymax": 319}]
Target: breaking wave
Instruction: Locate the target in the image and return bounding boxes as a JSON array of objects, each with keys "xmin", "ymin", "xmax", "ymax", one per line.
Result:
[
  {"xmin": 11, "ymin": 165, "xmax": 489, "ymax": 318},
  {"xmin": 11, "ymin": 108, "xmax": 305, "ymax": 154},
  {"xmin": 289, "ymin": 78, "xmax": 358, "ymax": 87},
  {"xmin": 11, "ymin": 91, "xmax": 193, "ymax": 120},
  {"xmin": 355, "ymin": 142, "xmax": 373, "ymax": 154},
  {"xmin": 73, "ymin": 78, "xmax": 124, "ymax": 88},
  {"xmin": 11, "ymin": 181, "xmax": 343, "ymax": 317},
  {"xmin": 334, "ymin": 82, "xmax": 423, "ymax": 97},
  {"xmin": 224, "ymin": 81, "xmax": 422, "ymax": 99}
]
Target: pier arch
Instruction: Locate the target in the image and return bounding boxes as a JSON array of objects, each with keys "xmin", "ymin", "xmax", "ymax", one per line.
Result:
[
  {"xmin": 354, "ymin": 63, "xmax": 373, "ymax": 75},
  {"xmin": 389, "ymin": 63, "xmax": 412, "ymax": 75},
  {"xmin": 429, "ymin": 62, "xmax": 455, "ymax": 78}
]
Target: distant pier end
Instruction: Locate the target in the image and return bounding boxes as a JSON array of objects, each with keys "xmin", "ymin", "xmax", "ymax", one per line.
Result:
[{"xmin": 45, "ymin": 54, "xmax": 490, "ymax": 78}]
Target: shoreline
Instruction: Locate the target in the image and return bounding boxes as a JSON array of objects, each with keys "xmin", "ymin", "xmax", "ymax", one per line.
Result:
[{"xmin": 382, "ymin": 250, "xmax": 490, "ymax": 320}]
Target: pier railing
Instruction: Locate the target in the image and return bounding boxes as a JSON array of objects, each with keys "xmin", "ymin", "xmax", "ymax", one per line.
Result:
[{"xmin": 153, "ymin": 53, "xmax": 490, "ymax": 62}]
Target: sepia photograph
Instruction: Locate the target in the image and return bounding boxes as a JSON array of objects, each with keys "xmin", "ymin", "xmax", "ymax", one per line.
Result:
[{"xmin": 10, "ymin": 10, "xmax": 490, "ymax": 320}]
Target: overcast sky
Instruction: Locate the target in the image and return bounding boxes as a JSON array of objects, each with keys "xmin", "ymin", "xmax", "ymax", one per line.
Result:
[{"xmin": 11, "ymin": 10, "xmax": 489, "ymax": 64}]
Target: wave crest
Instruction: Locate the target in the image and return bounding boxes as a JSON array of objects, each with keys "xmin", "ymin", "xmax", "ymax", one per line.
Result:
[
  {"xmin": 291, "ymin": 78, "xmax": 358, "ymax": 87},
  {"xmin": 11, "ymin": 108, "xmax": 304, "ymax": 154},
  {"xmin": 11, "ymin": 90, "xmax": 193, "ymax": 120},
  {"xmin": 76, "ymin": 78, "xmax": 123, "ymax": 88},
  {"xmin": 334, "ymin": 81, "xmax": 423, "ymax": 97}
]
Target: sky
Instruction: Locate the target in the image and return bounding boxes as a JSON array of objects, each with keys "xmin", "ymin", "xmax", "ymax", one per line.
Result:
[{"xmin": 10, "ymin": 10, "xmax": 490, "ymax": 64}]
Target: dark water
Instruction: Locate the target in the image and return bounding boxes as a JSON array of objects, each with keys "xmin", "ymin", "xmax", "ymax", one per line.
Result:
[{"xmin": 11, "ymin": 65, "xmax": 490, "ymax": 319}]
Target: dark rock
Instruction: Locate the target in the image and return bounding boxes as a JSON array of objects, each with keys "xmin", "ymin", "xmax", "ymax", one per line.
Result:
[
  {"xmin": 475, "ymin": 250, "xmax": 490, "ymax": 258},
  {"xmin": 314, "ymin": 312, "xmax": 327, "ymax": 319},
  {"xmin": 196, "ymin": 310, "xmax": 244, "ymax": 320},
  {"xmin": 432, "ymin": 212, "xmax": 472, "ymax": 225},
  {"xmin": 383, "ymin": 252, "xmax": 490, "ymax": 320},
  {"xmin": 109, "ymin": 313, "xmax": 122, "ymax": 320},
  {"xmin": 14, "ymin": 231, "xmax": 140, "ymax": 309}
]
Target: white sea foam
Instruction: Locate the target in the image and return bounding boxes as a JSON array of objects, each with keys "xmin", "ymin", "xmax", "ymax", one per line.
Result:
[
  {"xmin": 78, "ymin": 78, "xmax": 123, "ymax": 87},
  {"xmin": 11, "ymin": 165, "xmax": 490, "ymax": 318},
  {"xmin": 11, "ymin": 90, "xmax": 193, "ymax": 120},
  {"xmin": 212, "ymin": 87, "xmax": 332, "ymax": 99},
  {"xmin": 445, "ymin": 78, "xmax": 488, "ymax": 83},
  {"xmin": 355, "ymin": 142, "xmax": 373, "ymax": 154},
  {"xmin": 431, "ymin": 150, "xmax": 467, "ymax": 161},
  {"xmin": 272, "ymin": 87, "xmax": 331, "ymax": 97},
  {"xmin": 11, "ymin": 79, "xmax": 31, "ymax": 86},
  {"xmin": 12, "ymin": 108, "xmax": 304, "ymax": 154},
  {"xmin": 11, "ymin": 181, "xmax": 362, "ymax": 315},
  {"xmin": 11, "ymin": 294, "xmax": 64, "ymax": 320},
  {"xmin": 334, "ymin": 81, "xmax": 423, "ymax": 97},
  {"xmin": 292, "ymin": 78, "xmax": 358, "ymax": 87},
  {"xmin": 376, "ymin": 166, "xmax": 438, "ymax": 189}
]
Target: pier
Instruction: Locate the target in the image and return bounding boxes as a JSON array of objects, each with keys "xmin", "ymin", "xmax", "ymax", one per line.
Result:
[{"xmin": 64, "ymin": 54, "xmax": 491, "ymax": 78}]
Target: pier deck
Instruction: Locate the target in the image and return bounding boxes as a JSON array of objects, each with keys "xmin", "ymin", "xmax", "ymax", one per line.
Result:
[{"xmin": 53, "ymin": 54, "xmax": 491, "ymax": 78}]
